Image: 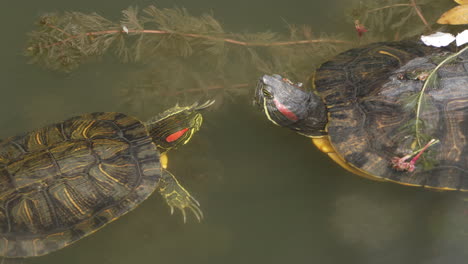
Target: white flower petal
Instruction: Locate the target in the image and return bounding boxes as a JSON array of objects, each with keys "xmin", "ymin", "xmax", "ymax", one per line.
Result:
[
  {"xmin": 421, "ymin": 32, "xmax": 455, "ymax": 47},
  {"xmin": 122, "ymin": 25, "xmax": 129, "ymax": 34},
  {"xmin": 456, "ymin": 30, "xmax": 468, "ymax": 46}
]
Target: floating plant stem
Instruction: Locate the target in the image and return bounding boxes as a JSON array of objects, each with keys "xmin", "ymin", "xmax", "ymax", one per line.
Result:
[{"xmin": 414, "ymin": 45, "xmax": 468, "ymax": 146}]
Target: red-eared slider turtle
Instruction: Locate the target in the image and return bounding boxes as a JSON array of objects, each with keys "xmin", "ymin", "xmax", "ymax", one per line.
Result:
[
  {"xmin": 255, "ymin": 41, "xmax": 468, "ymax": 190},
  {"xmin": 0, "ymin": 100, "xmax": 214, "ymax": 258}
]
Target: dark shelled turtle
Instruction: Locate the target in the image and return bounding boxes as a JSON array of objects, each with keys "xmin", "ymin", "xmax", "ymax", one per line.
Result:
[
  {"xmin": 255, "ymin": 41, "xmax": 468, "ymax": 191},
  {"xmin": 0, "ymin": 101, "xmax": 213, "ymax": 257}
]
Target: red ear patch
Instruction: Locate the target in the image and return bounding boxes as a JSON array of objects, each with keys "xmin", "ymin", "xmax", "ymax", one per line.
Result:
[
  {"xmin": 273, "ymin": 99, "xmax": 298, "ymax": 121},
  {"xmin": 166, "ymin": 128, "xmax": 189, "ymax": 142}
]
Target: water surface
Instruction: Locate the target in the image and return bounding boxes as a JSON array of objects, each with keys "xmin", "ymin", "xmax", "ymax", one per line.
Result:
[{"xmin": 1, "ymin": 0, "xmax": 466, "ymax": 264}]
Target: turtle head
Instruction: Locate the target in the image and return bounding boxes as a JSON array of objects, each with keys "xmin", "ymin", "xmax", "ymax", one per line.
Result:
[
  {"xmin": 146, "ymin": 100, "xmax": 215, "ymax": 152},
  {"xmin": 254, "ymin": 74, "xmax": 328, "ymax": 137}
]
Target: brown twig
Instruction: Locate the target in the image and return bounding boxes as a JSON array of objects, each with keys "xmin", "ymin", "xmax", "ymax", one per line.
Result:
[
  {"xmin": 367, "ymin": 3, "xmax": 412, "ymax": 12},
  {"xmin": 44, "ymin": 22, "xmax": 72, "ymax": 37},
  {"xmin": 43, "ymin": 28, "xmax": 352, "ymax": 49},
  {"xmin": 367, "ymin": 1, "xmax": 431, "ymax": 31},
  {"xmin": 410, "ymin": 0, "xmax": 432, "ymax": 30}
]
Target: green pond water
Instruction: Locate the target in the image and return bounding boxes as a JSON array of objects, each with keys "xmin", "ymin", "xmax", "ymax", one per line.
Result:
[{"xmin": 1, "ymin": 0, "xmax": 468, "ymax": 263}]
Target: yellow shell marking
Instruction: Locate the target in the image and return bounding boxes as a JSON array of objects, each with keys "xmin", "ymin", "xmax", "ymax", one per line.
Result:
[
  {"xmin": 64, "ymin": 188, "xmax": 86, "ymax": 215},
  {"xmin": 35, "ymin": 132, "xmax": 43, "ymax": 145},
  {"xmin": 378, "ymin": 50, "xmax": 402, "ymax": 64},
  {"xmin": 98, "ymin": 164, "xmax": 120, "ymax": 183},
  {"xmin": 22, "ymin": 200, "xmax": 34, "ymax": 225},
  {"xmin": 81, "ymin": 121, "xmax": 95, "ymax": 139}
]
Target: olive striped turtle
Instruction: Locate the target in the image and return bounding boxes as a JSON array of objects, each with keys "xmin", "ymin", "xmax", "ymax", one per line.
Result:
[
  {"xmin": 0, "ymin": 100, "xmax": 213, "ymax": 258},
  {"xmin": 255, "ymin": 41, "xmax": 468, "ymax": 190}
]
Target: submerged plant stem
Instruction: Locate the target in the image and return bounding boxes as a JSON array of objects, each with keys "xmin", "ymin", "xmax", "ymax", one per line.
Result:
[{"xmin": 44, "ymin": 28, "xmax": 351, "ymax": 49}]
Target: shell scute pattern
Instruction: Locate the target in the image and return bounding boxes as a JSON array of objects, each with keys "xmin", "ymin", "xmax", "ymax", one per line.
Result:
[
  {"xmin": 0, "ymin": 112, "xmax": 161, "ymax": 257},
  {"xmin": 316, "ymin": 42, "xmax": 468, "ymax": 190}
]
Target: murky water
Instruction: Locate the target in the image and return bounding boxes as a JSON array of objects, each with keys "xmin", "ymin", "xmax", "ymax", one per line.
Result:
[{"xmin": 1, "ymin": 0, "xmax": 467, "ymax": 263}]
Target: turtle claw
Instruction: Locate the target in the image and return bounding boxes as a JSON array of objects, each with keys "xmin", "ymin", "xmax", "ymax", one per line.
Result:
[
  {"xmin": 164, "ymin": 190, "xmax": 203, "ymax": 223},
  {"xmin": 190, "ymin": 195, "xmax": 201, "ymax": 207},
  {"xmin": 188, "ymin": 202, "xmax": 203, "ymax": 222},
  {"xmin": 181, "ymin": 209, "xmax": 187, "ymax": 223},
  {"xmin": 159, "ymin": 170, "xmax": 203, "ymax": 223}
]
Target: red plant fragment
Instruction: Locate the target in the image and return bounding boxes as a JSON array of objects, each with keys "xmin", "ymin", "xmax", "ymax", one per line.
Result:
[
  {"xmin": 354, "ymin": 20, "xmax": 368, "ymax": 37},
  {"xmin": 391, "ymin": 139, "xmax": 437, "ymax": 172},
  {"xmin": 391, "ymin": 155, "xmax": 415, "ymax": 172}
]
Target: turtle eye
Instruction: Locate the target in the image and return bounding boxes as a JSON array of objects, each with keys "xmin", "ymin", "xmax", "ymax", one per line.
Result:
[{"xmin": 262, "ymin": 88, "xmax": 273, "ymax": 99}]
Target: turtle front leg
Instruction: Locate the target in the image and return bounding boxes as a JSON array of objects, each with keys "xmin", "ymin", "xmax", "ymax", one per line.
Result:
[{"xmin": 158, "ymin": 169, "xmax": 203, "ymax": 223}]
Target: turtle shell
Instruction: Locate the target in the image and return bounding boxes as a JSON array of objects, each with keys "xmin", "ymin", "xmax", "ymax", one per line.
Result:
[
  {"xmin": 0, "ymin": 112, "xmax": 161, "ymax": 257},
  {"xmin": 314, "ymin": 42, "xmax": 468, "ymax": 190}
]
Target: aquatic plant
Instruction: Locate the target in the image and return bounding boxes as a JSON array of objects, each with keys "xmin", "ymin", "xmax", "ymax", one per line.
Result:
[
  {"xmin": 24, "ymin": 0, "xmax": 454, "ymax": 111},
  {"xmin": 25, "ymin": 5, "xmax": 348, "ymax": 72}
]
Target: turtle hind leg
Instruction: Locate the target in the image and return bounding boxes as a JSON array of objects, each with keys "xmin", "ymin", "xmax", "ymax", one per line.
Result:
[{"xmin": 158, "ymin": 170, "xmax": 203, "ymax": 223}]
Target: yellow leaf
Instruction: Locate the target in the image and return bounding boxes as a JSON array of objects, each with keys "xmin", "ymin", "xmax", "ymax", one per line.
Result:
[
  {"xmin": 455, "ymin": 0, "xmax": 468, "ymax": 4},
  {"xmin": 437, "ymin": 5, "xmax": 468, "ymax": 25}
]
